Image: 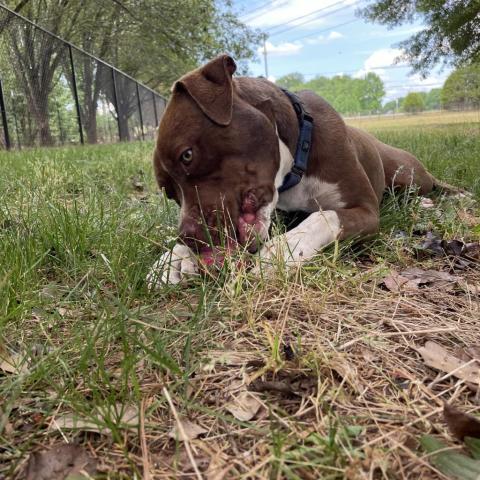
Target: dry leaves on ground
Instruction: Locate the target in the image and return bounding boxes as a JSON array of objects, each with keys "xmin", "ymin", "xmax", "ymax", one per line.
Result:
[
  {"xmin": 416, "ymin": 234, "xmax": 480, "ymax": 263},
  {"xmin": 168, "ymin": 418, "xmax": 208, "ymax": 441},
  {"xmin": 51, "ymin": 404, "xmax": 139, "ymax": 435},
  {"xmin": 416, "ymin": 341, "xmax": 480, "ymax": 386},
  {"xmin": 25, "ymin": 443, "xmax": 96, "ymax": 480},
  {"xmin": 383, "ymin": 268, "xmax": 458, "ymax": 292},
  {"xmin": 225, "ymin": 390, "xmax": 262, "ymax": 421},
  {"xmin": 0, "ymin": 345, "xmax": 28, "ymax": 375}
]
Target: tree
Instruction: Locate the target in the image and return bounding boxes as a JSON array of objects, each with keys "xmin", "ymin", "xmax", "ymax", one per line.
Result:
[
  {"xmin": 425, "ymin": 88, "xmax": 442, "ymax": 110},
  {"xmin": 441, "ymin": 63, "xmax": 480, "ymax": 110},
  {"xmin": 276, "ymin": 72, "xmax": 305, "ymax": 91},
  {"xmin": 1, "ymin": 2, "xmax": 84, "ymax": 145},
  {"xmin": 0, "ymin": 0, "xmax": 261, "ymax": 145},
  {"xmin": 361, "ymin": 1, "xmax": 480, "ymax": 73},
  {"xmin": 402, "ymin": 92, "xmax": 425, "ymax": 114},
  {"xmin": 356, "ymin": 72, "xmax": 385, "ymax": 112},
  {"xmin": 382, "ymin": 100, "xmax": 397, "ymax": 113}
]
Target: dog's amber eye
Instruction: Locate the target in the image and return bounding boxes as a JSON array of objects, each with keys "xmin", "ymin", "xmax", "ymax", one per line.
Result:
[{"xmin": 180, "ymin": 148, "xmax": 193, "ymax": 165}]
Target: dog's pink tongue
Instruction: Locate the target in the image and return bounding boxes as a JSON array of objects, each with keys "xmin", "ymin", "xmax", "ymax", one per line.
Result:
[
  {"xmin": 238, "ymin": 212, "xmax": 260, "ymax": 246},
  {"xmin": 242, "ymin": 213, "xmax": 256, "ymax": 224},
  {"xmin": 199, "ymin": 239, "xmax": 238, "ymax": 268}
]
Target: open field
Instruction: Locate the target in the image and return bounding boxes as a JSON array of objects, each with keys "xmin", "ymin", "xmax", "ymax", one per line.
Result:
[
  {"xmin": 345, "ymin": 109, "xmax": 480, "ymax": 131},
  {"xmin": 1, "ymin": 118, "xmax": 479, "ymax": 479}
]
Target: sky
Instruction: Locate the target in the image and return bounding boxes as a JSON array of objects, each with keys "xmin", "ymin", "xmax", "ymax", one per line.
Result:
[{"xmin": 233, "ymin": 0, "xmax": 452, "ymax": 102}]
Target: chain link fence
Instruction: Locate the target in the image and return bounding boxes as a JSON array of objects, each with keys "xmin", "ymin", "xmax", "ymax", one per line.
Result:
[{"xmin": 0, "ymin": 5, "xmax": 166, "ymax": 150}]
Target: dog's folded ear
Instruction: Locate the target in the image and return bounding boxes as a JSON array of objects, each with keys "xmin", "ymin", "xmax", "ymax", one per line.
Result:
[{"xmin": 174, "ymin": 54, "xmax": 236, "ymax": 126}]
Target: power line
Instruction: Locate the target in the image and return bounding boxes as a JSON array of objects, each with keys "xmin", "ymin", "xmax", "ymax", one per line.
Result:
[
  {"xmin": 288, "ymin": 18, "xmax": 360, "ymax": 42},
  {"xmin": 269, "ymin": 1, "xmax": 362, "ymax": 37},
  {"xmin": 265, "ymin": 0, "xmax": 348, "ymax": 32},
  {"xmin": 240, "ymin": 0, "xmax": 273, "ymax": 16},
  {"xmin": 302, "ymin": 64, "xmax": 411, "ymax": 77},
  {"xmin": 241, "ymin": 0, "xmax": 288, "ymax": 21}
]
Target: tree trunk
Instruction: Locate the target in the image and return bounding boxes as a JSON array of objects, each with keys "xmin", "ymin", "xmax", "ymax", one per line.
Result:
[
  {"xmin": 86, "ymin": 109, "xmax": 97, "ymax": 144},
  {"xmin": 32, "ymin": 93, "xmax": 53, "ymax": 146}
]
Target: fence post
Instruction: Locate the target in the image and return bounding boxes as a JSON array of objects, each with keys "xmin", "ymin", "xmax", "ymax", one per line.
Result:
[
  {"xmin": 111, "ymin": 68, "xmax": 122, "ymax": 141},
  {"xmin": 136, "ymin": 83, "xmax": 145, "ymax": 140},
  {"xmin": 68, "ymin": 45, "xmax": 84, "ymax": 145},
  {"xmin": 152, "ymin": 91, "xmax": 159, "ymax": 127},
  {"xmin": 0, "ymin": 78, "xmax": 11, "ymax": 150}
]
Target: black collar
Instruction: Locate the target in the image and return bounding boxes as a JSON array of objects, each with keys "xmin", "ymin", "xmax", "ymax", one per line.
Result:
[{"xmin": 278, "ymin": 88, "xmax": 314, "ymax": 193}]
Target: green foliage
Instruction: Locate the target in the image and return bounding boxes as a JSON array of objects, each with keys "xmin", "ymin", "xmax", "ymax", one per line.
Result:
[
  {"xmin": 0, "ymin": 0, "xmax": 261, "ymax": 146},
  {"xmin": 277, "ymin": 72, "xmax": 385, "ymax": 115},
  {"xmin": 358, "ymin": 72, "xmax": 385, "ymax": 112},
  {"xmin": 361, "ymin": 0, "xmax": 480, "ymax": 73},
  {"xmin": 425, "ymin": 88, "xmax": 442, "ymax": 110},
  {"xmin": 382, "ymin": 100, "xmax": 397, "ymax": 113},
  {"xmin": 402, "ymin": 92, "xmax": 425, "ymax": 114},
  {"xmin": 1, "ymin": 1, "xmax": 261, "ymax": 95},
  {"xmin": 441, "ymin": 63, "xmax": 480, "ymax": 109},
  {"xmin": 421, "ymin": 435, "xmax": 480, "ymax": 480},
  {"xmin": 276, "ymin": 72, "xmax": 305, "ymax": 91}
]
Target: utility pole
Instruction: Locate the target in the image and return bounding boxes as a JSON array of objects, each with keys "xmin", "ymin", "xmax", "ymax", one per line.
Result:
[{"xmin": 263, "ymin": 34, "xmax": 269, "ymax": 78}]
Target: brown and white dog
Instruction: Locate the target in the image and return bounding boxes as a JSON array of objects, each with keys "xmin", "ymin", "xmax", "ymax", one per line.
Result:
[{"xmin": 147, "ymin": 54, "xmax": 438, "ymax": 286}]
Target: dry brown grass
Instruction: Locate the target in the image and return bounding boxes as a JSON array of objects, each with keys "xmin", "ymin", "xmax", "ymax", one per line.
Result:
[
  {"xmin": 345, "ymin": 110, "xmax": 480, "ymax": 131},
  {"xmin": 22, "ymin": 252, "xmax": 478, "ymax": 479}
]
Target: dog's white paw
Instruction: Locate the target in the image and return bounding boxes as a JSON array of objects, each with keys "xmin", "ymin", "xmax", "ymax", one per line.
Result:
[
  {"xmin": 146, "ymin": 243, "xmax": 199, "ymax": 288},
  {"xmin": 251, "ymin": 234, "xmax": 303, "ymax": 276}
]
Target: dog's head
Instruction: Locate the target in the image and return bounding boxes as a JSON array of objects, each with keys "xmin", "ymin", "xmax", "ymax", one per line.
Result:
[{"xmin": 154, "ymin": 55, "xmax": 282, "ymax": 255}]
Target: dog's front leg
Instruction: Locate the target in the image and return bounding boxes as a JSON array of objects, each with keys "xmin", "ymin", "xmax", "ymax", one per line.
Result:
[
  {"xmin": 146, "ymin": 243, "xmax": 199, "ymax": 288},
  {"xmin": 257, "ymin": 210, "xmax": 342, "ymax": 271},
  {"xmin": 256, "ymin": 206, "xmax": 379, "ymax": 273}
]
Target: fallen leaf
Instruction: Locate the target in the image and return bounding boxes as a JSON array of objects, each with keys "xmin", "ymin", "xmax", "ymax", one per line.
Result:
[
  {"xmin": 417, "ymin": 233, "xmax": 480, "ymax": 260},
  {"xmin": 25, "ymin": 443, "xmax": 96, "ymax": 480},
  {"xmin": 168, "ymin": 418, "xmax": 207, "ymax": 441},
  {"xmin": 40, "ymin": 283, "xmax": 63, "ymax": 300},
  {"xmin": 465, "ymin": 437, "xmax": 480, "ymax": 460},
  {"xmin": 382, "ymin": 271, "xmax": 410, "ymax": 292},
  {"xmin": 444, "ymin": 403, "xmax": 480, "ymax": 440},
  {"xmin": 382, "ymin": 268, "xmax": 458, "ymax": 292},
  {"xmin": 329, "ymin": 356, "xmax": 362, "ymax": 391},
  {"xmin": 417, "ymin": 341, "xmax": 480, "ymax": 386},
  {"xmin": 402, "ymin": 267, "xmax": 457, "ymax": 284},
  {"xmin": 462, "ymin": 284, "xmax": 480, "ymax": 296},
  {"xmin": 421, "ymin": 435, "xmax": 480, "ymax": 480},
  {"xmin": 53, "ymin": 404, "xmax": 139, "ymax": 434},
  {"xmin": 203, "ymin": 350, "xmax": 264, "ymax": 371},
  {"xmin": 225, "ymin": 391, "xmax": 262, "ymax": 421},
  {"xmin": 0, "ymin": 345, "xmax": 28, "ymax": 374},
  {"xmin": 153, "ymin": 448, "xmax": 211, "ymax": 474}
]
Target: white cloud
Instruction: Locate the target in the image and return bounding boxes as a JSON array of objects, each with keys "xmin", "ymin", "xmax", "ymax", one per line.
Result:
[
  {"xmin": 306, "ymin": 30, "xmax": 345, "ymax": 45},
  {"xmin": 364, "ymin": 48, "xmax": 406, "ymax": 70},
  {"xmin": 268, "ymin": 75, "xmax": 277, "ymax": 83},
  {"xmin": 383, "ymin": 70, "xmax": 451, "ymax": 101},
  {"xmin": 328, "ymin": 31, "xmax": 344, "ymax": 40},
  {"xmin": 354, "ymin": 48, "xmax": 406, "ymax": 80},
  {"xmin": 259, "ymin": 40, "xmax": 303, "ymax": 56},
  {"xmin": 245, "ymin": 0, "xmax": 357, "ymax": 29}
]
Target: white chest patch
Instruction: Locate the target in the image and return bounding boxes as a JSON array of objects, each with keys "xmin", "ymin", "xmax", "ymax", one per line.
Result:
[
  {"xmin": 277, "ymin": 177, "xmax": 347, "ymax": 212},
  {"xmin": 274, "ymin": 134, "xmax": 346, "ymax": 213}
]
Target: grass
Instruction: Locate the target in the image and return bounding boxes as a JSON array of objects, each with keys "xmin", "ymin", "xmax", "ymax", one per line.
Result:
[{"xmin": 0, "ymin": 114, "xmax": 479, "ymax": 479}]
